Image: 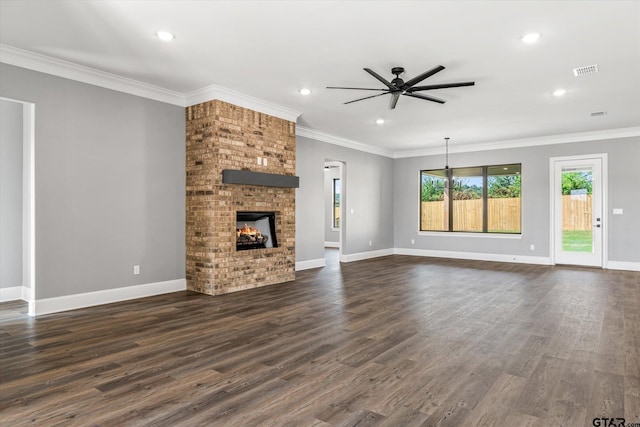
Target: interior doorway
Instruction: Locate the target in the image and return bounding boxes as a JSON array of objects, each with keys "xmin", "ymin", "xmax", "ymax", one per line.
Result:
[
  {"xmin": 550, "ymin": 154, "xmax": 607, "ymax": 267},
  {"xmin": 323, "ymin": 160, "xmax": 344, "ymax": 264},
  {"xmin": 0, "ymin": 97, "xmax": 35, "ymax": 315}
]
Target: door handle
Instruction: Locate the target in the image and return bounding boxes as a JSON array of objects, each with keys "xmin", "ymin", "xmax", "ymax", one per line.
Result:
[{"xmin": 593, "ymin": 224, "xmax": 601, "ymax": 228}]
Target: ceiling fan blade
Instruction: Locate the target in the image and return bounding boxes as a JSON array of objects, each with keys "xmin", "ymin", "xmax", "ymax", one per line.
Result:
[
  {"xmin": 404, "ymin": 65, "xmax": 445, "ymax": 88},
  {"xmin": 403, "ymin": 92, "xmax": 446, "ymax": 104},
  {"xmin": 343, "ymin": 92, "xmax": 390, "ymax": 105},
  {"xmin": 326, "ymin": 86, "xmax": 389, "ymax": 91},
  {"xmin": 363, "ymin": 68, "xmax": 393, "ymax": 88},
  {"xmin": 389, "ymin": 92, "xmax": 401, "ymax": 109},
  {"xmin": 408, "ymin": 82, "xmax": 475, "ymax": 91}
]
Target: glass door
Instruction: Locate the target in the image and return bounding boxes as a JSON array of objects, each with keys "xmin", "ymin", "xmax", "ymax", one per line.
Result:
[{"xmin": 553, "ymin": 158, "xmax": 603, "ymax": 267}]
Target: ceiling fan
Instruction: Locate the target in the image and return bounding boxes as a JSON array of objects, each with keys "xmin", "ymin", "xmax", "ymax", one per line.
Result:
[{"xmin": 327, "ymin": 66, "xmax": 475, "ymax": 109}]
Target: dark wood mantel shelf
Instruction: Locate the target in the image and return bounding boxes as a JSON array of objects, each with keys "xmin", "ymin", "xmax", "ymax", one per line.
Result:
[{"xmin": 222, "ymin": 169, "xmax": 300, "ymax": 188}]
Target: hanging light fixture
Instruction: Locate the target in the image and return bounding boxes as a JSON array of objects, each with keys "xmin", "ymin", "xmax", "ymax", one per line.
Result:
[
  {"xmin": 444, "ymin": 137, "xmax": 450, "ymax": 170},
  {"xmin": 443, "ymin": 137, "xmax": 451, "ymax": 191}
]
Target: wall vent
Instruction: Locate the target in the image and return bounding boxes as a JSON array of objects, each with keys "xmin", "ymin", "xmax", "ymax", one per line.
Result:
[
  {"xmin": 590, "ymin": 111, "xmax": 607, "ymax": 117},
  {"xmin": 573, "ymin": 64, "xmax": 598, "ymax": 76}
]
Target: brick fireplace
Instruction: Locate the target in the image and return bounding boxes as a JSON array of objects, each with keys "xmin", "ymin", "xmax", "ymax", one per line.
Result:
[{"xmin": 185, "ymin": 100, "xmax": 296, "ymax": 295}]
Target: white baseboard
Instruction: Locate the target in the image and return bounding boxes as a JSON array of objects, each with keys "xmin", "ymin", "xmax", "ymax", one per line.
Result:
[
  {"xmin": 324, "ymin": 241, "xmax": 340, "ymax": 248},
  {"xmin": 13, "ymin": 257, "xmax": 638, "ymax": 317},
  {"xmin": 0, "ymin": 286, "xmax": 23, "ymax": 302},
  {"xmin": 340, "ymin": 248, "xmax": 395, "ymax": 263},
  {"xmin": 295, "ymin": 258, "xmax": 326, "ymax": 271},
  {"xmin": 607, "ymin": 261, "xmax": 640, "ymax": 272},
  {"xmin": 394, "ymin": 248, "xmax": 553, "ymax": 266},
  {"xmin": 31, "ymin": 278, "xmax": 186, "ymax": 316}
]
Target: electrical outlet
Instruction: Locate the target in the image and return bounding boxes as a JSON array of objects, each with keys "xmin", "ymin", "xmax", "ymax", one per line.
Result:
[
  {"xmin": 411, "ymin": 239, "xmax": 415, "ymax": 244},
  {"xmin": 613, "ymin": 208, "xmax": 623, "ymax": 215},
  {"xmin": 133, "ymin": 265, "xmax": 140, "ymax": 275},
  {"xmin": 369, "ymin": 240, "xmax": 372, "ymax": 246},
  {"xmin": 257, "ymin": 156, "xmax": 262, "ymax": 165},
  {"xmin": 263, "ymin": 158, "xmax": 268, "ymax": 166},
  {"xmin": 530, "ymin": 244, "xmax": 535, "ymax": 251}
]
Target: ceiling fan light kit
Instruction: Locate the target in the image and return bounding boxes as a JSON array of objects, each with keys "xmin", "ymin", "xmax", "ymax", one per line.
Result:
[{"xmin": 327, "ymin": 65, "xmax": 475, "ymax": 109}]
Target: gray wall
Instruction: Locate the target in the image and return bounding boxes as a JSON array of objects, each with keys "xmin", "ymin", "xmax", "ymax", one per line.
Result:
[
  {"xmin": 296, "ymin": 136, "xmax": 394, "ymax": 262},
  {"xmin": 0, "ymin": 99, "xmax": 23, "ymax": 289},
  {"xmin": 393, "ymin": 137, "xmax": 640, "ymax": 263},
  {"xmin": 0, "ymin": 64, "xmax": 185, "ymax": 299},
  {"xmin": 324, "ymin": 166, "xmax": 340, "ymax": 244}
]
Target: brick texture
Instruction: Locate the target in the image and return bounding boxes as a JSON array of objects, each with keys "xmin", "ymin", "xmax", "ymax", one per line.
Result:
[{"xmin": 185, "ymin": 100, "xmax": 296, "ymax": 295}]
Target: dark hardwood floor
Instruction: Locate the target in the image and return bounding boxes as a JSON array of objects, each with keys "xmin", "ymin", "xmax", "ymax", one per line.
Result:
[{"xmin": 1, "ymin": 255, "xmax": 639, "ymax": 426}]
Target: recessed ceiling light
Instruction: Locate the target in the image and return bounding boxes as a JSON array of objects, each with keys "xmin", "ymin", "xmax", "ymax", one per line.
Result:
[
  {"xmin": 553, "ymin": 89, "xmax": 567, "ymax": 97},
  {"xmin": 299, "ymin": 88, "xmax": 312, "ymax": 96},
  {"xmin": 156, "ymin": 31, "xmax": 175, "ymax": 42},
  {"xmin": 521, "ymin": 32, "xmax": 541, "ymax": 44},
  {"xmin": 375, "ymin": 118, "xmax": 385, "ymax": 125}
]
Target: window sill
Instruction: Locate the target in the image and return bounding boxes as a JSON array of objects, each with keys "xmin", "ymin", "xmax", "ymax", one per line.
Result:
[{"xmin": 417, "ymin": 231, "xmax": 522, "ymax": 239}]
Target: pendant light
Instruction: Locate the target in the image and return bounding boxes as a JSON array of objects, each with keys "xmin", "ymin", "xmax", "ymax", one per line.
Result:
[{"xmin": 444, "ymin": 137, "xmax": 451, "ymax": 190}]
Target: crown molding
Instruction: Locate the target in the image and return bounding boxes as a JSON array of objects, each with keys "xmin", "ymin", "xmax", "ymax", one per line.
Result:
[
  {"xmin": 296, "ymin": 125, "xmax": 640, "ymax": 159},
  {"xmin": 185, "ymin": 84, "xmax": 300, "ymax": 122},
  {"xmin": 296, "ymin": 126, "xmax": 394, "ymax": 158},
  {"xmin": 1, "ymin": 44, "xmax": 302, "ymax": 121},
  {"xmin": 3, "ymin": 44, "xmax": 638, "ymax": 155},
  {"xmin": 0, "ymin": 44, "xmax": 185, "ymax": 106},
  {"xmin": 392, "ymin": 126, "xmax": 640, "ymax": 158}
]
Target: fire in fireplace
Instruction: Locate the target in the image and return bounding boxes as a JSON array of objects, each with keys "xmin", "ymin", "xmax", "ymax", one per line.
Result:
[{"xmin": 236, "ymin": 211, "xmax": 278, "ymax": 251}]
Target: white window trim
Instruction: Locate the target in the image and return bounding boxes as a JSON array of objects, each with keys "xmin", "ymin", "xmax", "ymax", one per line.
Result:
[{"xmin": 417, "ymin": 231, "xmax": 522, "ymax": 239}]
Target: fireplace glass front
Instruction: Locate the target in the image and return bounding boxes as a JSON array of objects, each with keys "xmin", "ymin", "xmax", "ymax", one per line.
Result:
[{"xmin": 236, "ymin": 211, "xmax": 278, "ymax": 251}]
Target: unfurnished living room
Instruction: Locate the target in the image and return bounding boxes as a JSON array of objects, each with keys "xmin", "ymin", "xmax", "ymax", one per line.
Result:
[{"xmin": 0, "ymin": 1, "xmax": 639, "ymax": 426}]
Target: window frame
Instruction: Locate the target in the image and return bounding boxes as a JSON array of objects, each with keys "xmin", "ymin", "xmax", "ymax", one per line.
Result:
[
  {"xmin": 420, "ymin": 163, "xmax": 522, "ymax": 234},
  {"xmin": 332, "ymin": 178, "xmax": 341, "ymax": 229}
]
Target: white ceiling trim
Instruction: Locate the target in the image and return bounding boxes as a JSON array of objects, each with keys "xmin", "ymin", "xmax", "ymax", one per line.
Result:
[
  {"xmin": 0, "ymin": 44, "xmax": 185, "ymax": 106},
  {"xmin": 2, "ymin": 44, "xmax": 637, "ymax": 159},
  {"xmin": 393, "ymin": 127, "xmax": 640, "ymax": 159},
  {"xmin": 0, "ymin": 44, "xmax": 301, "ymax": 122},
  {"xmin": 185, "ymin": 84, "xmax": 300, "ymax": 122},
  {"xmin": 296, "ymin": 126, "xmax": 394, "ymax": 158}
]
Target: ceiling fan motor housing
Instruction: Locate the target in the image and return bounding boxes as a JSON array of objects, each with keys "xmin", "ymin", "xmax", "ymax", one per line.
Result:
[{"xmin": 391, "ymin": 78, "xmax": 404, "ymax": 87}]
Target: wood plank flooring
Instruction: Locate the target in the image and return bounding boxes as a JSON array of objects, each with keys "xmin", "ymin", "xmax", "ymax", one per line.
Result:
[{"xmin": 1, "ymin": 253, "xmax": 639, "ymax": 426}]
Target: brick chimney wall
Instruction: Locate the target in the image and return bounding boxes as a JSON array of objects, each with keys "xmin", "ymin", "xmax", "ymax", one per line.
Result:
[{"xmin": 185, "ymin": 100, "xmax": 296, "ymax": 295}]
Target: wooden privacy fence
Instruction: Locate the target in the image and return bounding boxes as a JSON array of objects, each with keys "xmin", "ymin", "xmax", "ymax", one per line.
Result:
[
  {"xmin": 421, "ymin": 198, "xmax": 521, "ymax": 232},
  {"xmin": 562, "ymin": 194, "xmax": 592, "ymax": 230},
  {"xmin": 421, "ymin": 195, "xmax": 592, "ymax": 231}
]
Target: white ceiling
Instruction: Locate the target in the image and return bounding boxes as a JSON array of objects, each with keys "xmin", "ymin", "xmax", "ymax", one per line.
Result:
[{"xmin": 1, "ymin": 0, "xmax": 639, "ymax": 154}]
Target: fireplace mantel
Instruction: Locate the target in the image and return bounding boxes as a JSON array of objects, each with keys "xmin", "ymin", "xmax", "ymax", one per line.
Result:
[
  {"xmin": 186, "ymin": 99, "xmax": 296, "ymax": 296},
  {"xmin": 222, "ymin": 169, "xmax": 299, "ymax": 188}
]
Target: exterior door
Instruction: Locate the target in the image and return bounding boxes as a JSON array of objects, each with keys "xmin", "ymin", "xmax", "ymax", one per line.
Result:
[{"xmin": 553, "ymin": 157, "xmax": 603, "ymax": 267}]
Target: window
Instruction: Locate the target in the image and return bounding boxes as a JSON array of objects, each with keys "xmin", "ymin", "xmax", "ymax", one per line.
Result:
[
  {"xmin": 420, "ymin": 164, "xmax": 521, "ymax": 233},
  {"xmin": 333, "ymin": 178, "xmax": 341, "ymax": 228},
  {"xmin": 488, "ymin": 165, "xmax": 521, "ymax": 233},
  {"xmin": 453, "ymin": 167, "xmax": 483, "ymax": 232}
]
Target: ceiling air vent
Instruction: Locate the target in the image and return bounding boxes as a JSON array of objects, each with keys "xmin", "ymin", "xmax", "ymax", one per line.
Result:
[
  {"xmin": 590, "ymin": 111, "xmax": 607, "ymax": 117},
  {"xmin": 573, "ymin": 64, "xmax": 598, "ymax": 77}
]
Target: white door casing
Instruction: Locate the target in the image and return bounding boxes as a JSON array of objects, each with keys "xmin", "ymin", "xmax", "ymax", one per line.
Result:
[{"xmin": 550, "ymin": 154, "xmax": 607, "ymax": 267}]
